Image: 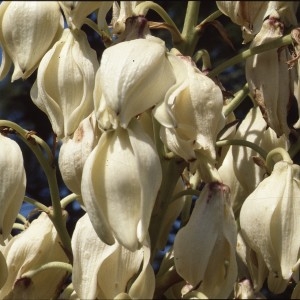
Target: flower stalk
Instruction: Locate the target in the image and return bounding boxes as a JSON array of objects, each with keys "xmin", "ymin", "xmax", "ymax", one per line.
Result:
[
  {"xmin": 216, "ymin": 139, "xmax": 268, "ymax": 160},
  {"xmin": 208, "ymin": 33, "xmax": 293, "ymax": 78}
]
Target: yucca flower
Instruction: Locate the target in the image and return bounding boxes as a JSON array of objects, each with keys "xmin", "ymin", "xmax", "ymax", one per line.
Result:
[
  {"xmin": 174, "ymin": 182, "xmax": 237, "ymax": 299},
  {"xmin": 0, "ymin": 1, "xmax": 63, "ymax": 81},
  {"xmin": 0, "ymin": 134, "xmax": 26, "ymax": 245},
  {"xmin": 30, "ymin": 28, "xmax": 99, "ymax": 138},
  {"xmin": 58, "ymin": 113, "xmax": 101, "ymax": 195},
  {"xmin": 94, "ymin": 35, "xmax": 175, "ymax": 131},
  {"xmin": 240, "ymin": 159, "xmax": 300, "ymax": 287},
  {"xmin": 0, "ymin": 212, "xmax": 69, "ymax": 299},
  {"xmin": 81, "ymin": 119, "xmax": 162, "ymax": 251},
  {"xmin": 72, "ymin": 213, "xmax": 155, "ymax": 299}
]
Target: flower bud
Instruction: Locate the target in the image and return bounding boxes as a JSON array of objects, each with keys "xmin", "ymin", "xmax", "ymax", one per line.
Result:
[
  {"xmin": 30, "ymin": 28, "xmax": 99, "ymax": 139},
  {"xmin": 0, "ymin": 134, "xmax": 26, "ymax": 245},
  {"xmin": 240, "ymin": 160, "xmax": 300, "ymax": 283},
  {"xmin": 58, "ymin": 113, "xmax": 101, "ymax": 195},
  {"xmin": 0, "ymin": 1, "xmax": 63, "ymax": 81},
  {"xmin": 174, "ymin": 182, "xmax": 237, "ymax": 299},
  {"xmin": 154, "ymin": 52, "xmax": 225, "ymax": 163},
  {"xmin": 72, "ymin": 213, "xmax": 155, "ymax": 299},
  {"xmin": 94, "ymin": 36, "xmax": 176, "ymax": 130},
  {"xmin": 0, "ymin": 212, "xmax": 69, "ymax": 299},
  {"xmin": 81, "ymin": 119, "xmax": 162, "ymax": 251}
]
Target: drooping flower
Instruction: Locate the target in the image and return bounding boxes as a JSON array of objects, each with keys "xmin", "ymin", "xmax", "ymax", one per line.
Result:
[
  {"xmin": 72, "ymin": 213, "xmax": 155, "ymax": 299},
  {"xmin": 0, "ymin": 212, "xmax": 69, "ymax": 299},
  {"xmin": 30, "ymin": 28, "xmax": 99, "ymax": 139},
  {"xmin": 173, "ymin": 182, "xmax": 237, "ymax": 299},
  {"xmin": 0, "ymin": 1, "xmax": 63, "ymax": 81},
  {"xmin": 58, "ymin": 112, "xmax": 101, "ymax": 195},
  {"xmin": 216, "ymin": 1, "xmax": 298, "ymax": 43},
  {"xmin": 153, "ymin": 51, "xmax": 225, "ymax": 163},
  {"xmin": 94, "ymin": 35, "xmax": 176, "ymax": 131},
  {"xmin": 218, "ymin": 106, "xmax": 289, "ymax": 213},
  {"xmin": 81, "ymin": 119, "xmax": 162, "ymax": 251},
  {"xmin": 240, "ymin": 159, "xmax": 300, "ymax": 284},
  {"xmin": 0, "ymin": 134, "xmax": 26, "ymax": 245},
  {"xmin": 245, "ymin": 11, "xmax": 295, "ymax": 137}
]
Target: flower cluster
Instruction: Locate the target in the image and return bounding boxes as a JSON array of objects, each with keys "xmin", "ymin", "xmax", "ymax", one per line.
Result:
[{"xmin": 0, "ymin": 1, "xmax": 300, "ymax": 299}]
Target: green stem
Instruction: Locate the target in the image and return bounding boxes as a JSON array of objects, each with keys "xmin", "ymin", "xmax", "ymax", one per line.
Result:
[
  {"xmin": 60, "ymin": 193, "xmax": 80, "ymax": 209},
  {"xmin": 208, "ymin": 33, "xmax": 293, "ymax": 78},
  {"xmin": 134, "ymin": 1, "xmax": 182, "ymax": 40},
  {"xmin": 171, "ymin": 189, "xmax": 200, "ymax": 203},
  {"xmin": 197, "ymin": 9, "xmax": 222, "ymax": 27},
  {"xmin": 0, "ymin": 120, "xmax": 53, "ymax": 162},
  {"xmin": 192, "ymin": 49, "xmax": 212, "ymax": 70},
  {"xmin": 21, "ymin": 261, "xmax": 72, "ymax": 279},
  {"xmin": 16, "ymin": 213, "xmax": 27, "ymax": 225},
  {"xmin": 216, "ymin": 139, "xmax": 268, "ymax": 160},
  {"xmin": 0, "ymin": 120, "xmax": 72, "ymax": 262},
  {"xmin": 176, "ymin": 1, "xmax": 201, "ymax": 56},
  {"xmin": 24, "ymin": 196, "xmax": 50, "ymax": 213},
  {"xmin": 59, "ymin": 283, "xmax": 75, "ymax": 299},
  {"xmin": 12, "ymin": 223, "xmax": 25, "ymax": 231},
  {"xmin": 84, "ymin": 18, "xmax": 112, "ymax": 47},
  {"xmin": 223, "ymin": 83, "xmax": 249, "ymax": 117},
  {"xmin": 265, "ymin": 147, "xmax": 293, "ymax": 172}
]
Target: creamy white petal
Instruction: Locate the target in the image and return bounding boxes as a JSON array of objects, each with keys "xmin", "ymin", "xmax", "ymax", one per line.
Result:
[
  {"xmin": 72, "ymin": 213, "xmax": 119, "ymax": 299},
  {"xmin": 240, "ymin": 161, "xmax": 300, "ymax": 280},
  {"xmin": 174, "ymin": 182, "xmax": 237, "ymax": 298},
  {"xmin": 0, "ymin": 135, "xmax": 26, "ymax": 245},
  {"xmin": 0, "ymin": 212, "xmax": 68, "ymax": 299},
  {"xmin": 96, "ymin": 38, "xmax": 175, "ymax": 129},
  {"xmin": 31, "ymin": 28, "xmax": 99, "ymax": 138},
  {"xmin": 0, "ymin": 1, "xmax": 63, "ymax": 81},
  {"xmin": 81, "ymin": 121, "xmax": 161, "ymax": 251}
]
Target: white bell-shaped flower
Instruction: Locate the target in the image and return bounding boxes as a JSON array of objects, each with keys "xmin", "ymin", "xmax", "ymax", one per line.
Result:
[
  {"xmin": 240, "ymin": 159, "xmax": 300, "ymax": 282},
  {"xmin": 81, "ymin": 119, "xmax": 162, "ymax": 251},
  {"xmin": 58, "ymin": 113, "xmax": 101, "ymax": 195},
  {"xmin": 216, "ymin": 1, "xmax": 298, "ymax": 43},
  {"xmin": 154, "ymin": 52, "xmax": 225, "ymax": 162},
  {"xmin": 72, "ymin": 213, "xmax": 155, "ymax": 299},
  {"xmin": 246, "ymin": 12, "xmax": 295, "ymax": 137},
  {"xmin": 0, "ymin": 134, "xmax": 26, "ymax": 245},
  {"xmin": 218, "ymin": 107, "xmax": 289, "ymax": 214},
  {"xmin": 94, "ymin": 36, "xmax": 176, "ymax": 131},
  {"xmin": 0, "ymin": 1, "xmax": 63, "ymax": 81},
  {"xmin": 173, "ymin": 182, "xmax": 237, "ymax": 299},
  {"xmin": 30, "ymin": 28, "xmax": 99, "ymax": 139},
  {"xmin": 0, "ymin": 212, "xmax": 69, "ymax": 299}
]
